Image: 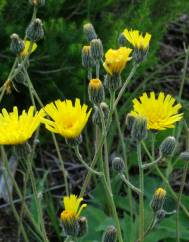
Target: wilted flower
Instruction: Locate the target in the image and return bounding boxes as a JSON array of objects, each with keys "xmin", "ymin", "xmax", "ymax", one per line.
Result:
[
  {"xmin": 42, "ymin": 99, "xmax": 92, "ymax": 139},
  {"xmin": 130, "ymin": 92, "xmax": 183, "ymax": 131},
  {"xmin": 20, "ymin": 40, "xmax": 37, "ymax": 56},
  {"xmin": 0, "ymin": 106, "xmax": 43, "ymax": 145}
]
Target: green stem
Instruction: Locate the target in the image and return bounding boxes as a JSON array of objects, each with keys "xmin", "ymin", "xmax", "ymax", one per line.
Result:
[
  {"xmin": 1, "ymin": 147, "xmax": 29, "ymax": 242},
  {"xmin": 98, "ymin": 105, "xmax": 111, "ymax": 188},
  {"xmin": 178, "ymin": 45, "xmax": 189, "ymax": 100},
  {"xmin": 80, "ymin": 65, "xmax": 138, "ymax": 196},
  {"xmin": 0, "ymin": 147, "xmax": 45, "ymax": 239},
  {"xmin": 23, "ymin": 67, "xmax": 69, "ymax": 196},
  {"xmin": 137, "ymin": 143, "xmax": 144, "ymax": 241},
  {"xmin": 176, "ymin": 125, "xmax": 189, "ymax": 242},
  {"xmin": 141, "ymin": 141, "xmax": 189, "ymax": 218},
  {"xmin": 113, "ymin": 64, "xmax": 138, "ymax": 110},
  {"xmin": 27, "ymin": 155, "xmax": 49, "ymax": 242},
  {"xmin": 74, "ymin": 146, "xmax": 102, "ymax": 175},
  {"xmin": 142, "ymin": 156, "xmax": 162, "ymax": 169},
  {"xmin": 101, "ymin": 175, "xmax": 124, "ymax": 242},
  {"xmin": 114, "ymin": 108, "xmax": 133, "ymax": 219},
  {"xmin": 120, "ymin": 174, "xmax": 141, "ymax": 194},
  {"xmin": 176, "ymin": 161, "xmax": 189, "ymax": 242}
]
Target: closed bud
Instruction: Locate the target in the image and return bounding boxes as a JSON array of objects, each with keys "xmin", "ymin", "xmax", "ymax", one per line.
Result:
[
  {"xmin": 179, "ymin": 151, "xmax": 189, "ymax": 161},
  {"xmin": 150, "ymin": 187, "xmax": 166, "ymax": 212},
  {"xmin": 88, "ymin": 79, "xmax": 104, "ymax": 104},
  {"xmin": 102, "ymin": 225, "xmax": 117, "ymax": 242},
  {"xmin": 118, "ymin": 33, "xmax": 127, "ymax": 47},
  {"xmin": 29, "ymin": 0, "xmax": 45, "ymax": 6},
  {"xmin": 156, "ymin": 209, "xmax": 166, "ymax": 222},
  {"xmin": 78, "ymin": 217, "xmax": 88, "ymax": 237},
  {"xmin": 131, "ymin": 117, "xmax": 147, "ymax": 142},
  {"xmin": 92, "ymin": 103, "xmax": 109, "ymax": 126},
  {"xmin": 112, "ymin": 157, "xmax": 125, "ymax": 173},
  {"xmin": 83, "ymin": 23, "xmax": 97, "ymax": 42},
  {"xmin": 82, "ymin": 46, "xmax": 94, "ymax": 68},
  {"xmin": 159, "ymin": 136, "xmax": 176, "ymax": 157},
  {"xmin": 26, "ymin": 18, "xmax": 44, "ymax": 42},
  {"xmin": 104, "ymin": 74, "xmax": 122, "ymax": 92},
  {"xmin": 10, "ymin": 34, "xmax": 25, "ymax": 55},
  {"xmin": 90, "ymin": 38, "xmax": 103, "ymax": 61},
  {"xmin": 125, "ymin": 113, "xmax": 135, "ymax": 131}
]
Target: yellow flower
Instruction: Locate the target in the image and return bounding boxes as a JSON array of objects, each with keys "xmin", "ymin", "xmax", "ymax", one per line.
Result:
[
  {"xmin": 89, "ymin": 78, "xmax": 102, "ymax": 90},
  {"xmin": 123, "ymin": 29, "xmax": 151, "ymax": 50},
  {"xmin": 130, "ymin": 92, "xmax": 183, "ymax": 130},
  {"xmin": 103, "ymin": 47, "xmax": 132, "ymax": 75},
  {"xmin": 0, "ymin": 106, "xmax": 44, "ymax": 145},
  {"xmin": 20, "ymin": 40, "xmax": 37, "ymax": 56},
  {"xmin": 154, "ymin": 188, "xmax": 166, "ymax": 199},
  {"xmin": 60, "ymin": 194, "xmax": 87, "ymax": 222},
  {"xmin": 42, "ymin": 98, "xmax": 92, "ymax": 139}
]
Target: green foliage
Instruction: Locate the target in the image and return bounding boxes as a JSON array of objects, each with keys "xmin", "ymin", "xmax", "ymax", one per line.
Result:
[{"xmin": 1, "ymin": 0, "xmax": 189, "ymax": 105}]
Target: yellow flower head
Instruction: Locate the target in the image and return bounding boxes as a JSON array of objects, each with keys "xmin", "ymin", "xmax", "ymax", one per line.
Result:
[
  {"xmin": 154, "ymin": 188, "xmax": 166, "ymax": 199},
  {"xmin": 0, "ymin": 106, "xmax": 44, "ymax": 145},
  {"xmin": 130, "ymin": 92, "xmax": 183, "ymax": 130},
  {"xmin": 60, "ymin": 194, "xmax": 87, "ymax": 222},
  {"xmin": 42, "ymin": 98, "xmax": 92, "ymax": 139},
  {"xmin": 123, "ymin": 29, "xmax": 151, "ymax": 50},
  {"xmin": 20, "ymin": 40, "xmax": 37, "ymax": 56},
  {"xmin": 89, "ymin": 78, "xmax": 102, "ymax": 90},
  {"xmin": 103, "ymin": 47, "xmax": 132, "ymax": 75}
]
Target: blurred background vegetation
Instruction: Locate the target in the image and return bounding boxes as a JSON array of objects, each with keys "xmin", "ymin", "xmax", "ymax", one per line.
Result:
[
  {"xmin": 1, "ymin": 0, "xmax": 189, "ymax": 241},
  {"xmin": 1, "ymin": 0, "xmax": 189, "ymax": 106}
]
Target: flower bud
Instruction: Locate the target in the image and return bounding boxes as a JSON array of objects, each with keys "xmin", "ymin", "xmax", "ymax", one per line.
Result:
[
  {"xmin": 88, "ymin": 79, "xmax": 104, "ymax": 104},
  {"xmin": 159, "ymin": 136, "xmax": 176, "ymax": 157},
  {"xmin": 112, "ymin": 157, "xmax": 125, "ymax": 173},
  {"xmin": 90, "ymin": 38, "xmax": 103, "ymax": 61},
  {"xmin": 150, "ymin": 187, "xmax": 166, "ymax": 212},
  {"xmin": 118, "ymin": 33, "xmax": 127, "ymax": 47},
  {"xmin": 179, "ymin": 151, "xmax": 189, "ymax": 161},
  {"xmin": 83, "ymin": 23, "xmax": 97, "ymax": 42},
  {"xmin": 78, "ymin": 217, "xmax": 88, "ymax": 237},
  {"xmin": 131, "ymin": 117, "xmax": 147, "ymax": 142},
  {"xmin": 92, "ymin": 103, "xmax": 109, "ymax": 126},
  {"xmin": 26, "ymin": 18, "xmax": 44, "ymax": 42},
  {"xmin": 29, "ymin": 0, "xmax": 45, "ymax": 6},
  {"xmin": 125, "ymin": 113, "xmax": 135, "ymax": 131},
  {"xmin": 104, "ymin": 74, "xmax": 122, "ymax": 92},
  {"xmin": 102, "ymin": 225, "xmax": 117, "ymax": 242},
  {"xmin": 82, "ymin": 46, "xmax": 94, "ymax": 69},
  {"xmin": 156, "ymin": 209, "xmax": 166, "ymax": 222},
  {"xmin": 10, "ymin": 34, "xmax": 25, "ymax": 55}
]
